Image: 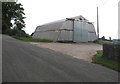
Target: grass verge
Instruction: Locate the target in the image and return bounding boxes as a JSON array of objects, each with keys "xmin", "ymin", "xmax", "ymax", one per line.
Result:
[
  {"xmin": 11, "ymin": 36, "xmax": 53, "ymax": 42},
  {"xmin": 96, "ymin": 40, "xmax": 110, "ymax": 45},
  {"xmin": 92, "ymin": 50, "xmax": 120, "ymax": 72}
]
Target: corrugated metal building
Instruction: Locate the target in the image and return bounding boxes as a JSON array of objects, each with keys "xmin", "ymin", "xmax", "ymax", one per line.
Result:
[{"xmin": 32, "ymin": 15, "xmax": 97, "ymax": 42}]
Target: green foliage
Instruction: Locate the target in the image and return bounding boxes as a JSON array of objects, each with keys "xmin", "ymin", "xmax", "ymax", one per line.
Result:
[
  {"xmin": 2, "ymin": 2, "xmax": 26, "ymax": 35},
  {"xmin": 12, "ymin": 36, "xmax": 53, "ymax": 42},
  {"xmin": 31, "ymin": 33, "xmax": 34, "ymax": 36},
  {"xmin": 9, "ymin": 29, "xmax": 29, "ymax": 37},
  {"xmin": 92, "ymin": 50, "xmax": 120, "ymax": 72},
  {"xmin": 101, "ymin": 36, "xmax": 106, "ymax": 40}
]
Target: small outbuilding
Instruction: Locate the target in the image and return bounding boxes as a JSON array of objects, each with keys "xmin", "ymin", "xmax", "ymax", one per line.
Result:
[{"xmin": 32, "ymin": 15, "xmax": 97, "ymax": 42}]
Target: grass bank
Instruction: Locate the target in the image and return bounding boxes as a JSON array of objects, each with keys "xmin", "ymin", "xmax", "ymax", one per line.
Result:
[
  {"xmin": 96, "ymin": 40, "xmax": 110, "ymax": 45},
  {"xmin": 12, "ymin": 36, "xmax": 53, "ymax": 42},
  {"xmin": 92, "ymin": 50, "xmax": 120, "ymax": 72}
]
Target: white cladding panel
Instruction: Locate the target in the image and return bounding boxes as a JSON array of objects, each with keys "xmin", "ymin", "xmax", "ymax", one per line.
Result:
[
  {"xmin": 33, "ymin": 30, "xmax": 73, "ymax": 41},
  {"xmin": 58, "ymin": 30, "xmax": 73, "ymax": 41},
  {"xmin": 33, "ymin": 31, "xmax": 59, "ymax": 41}
]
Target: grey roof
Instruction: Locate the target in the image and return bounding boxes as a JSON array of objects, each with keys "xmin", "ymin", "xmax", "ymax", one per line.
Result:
[
  {"xmin": 35, "ymin": 15, "xmax": 91, "ymax": 32},
  {"xmin": 36, "ymin": 19, "xmax": 65, "ymax": 31},
  {"xmin": 37, "ymin": 15, "xmax": 88, "ymax": 26}
]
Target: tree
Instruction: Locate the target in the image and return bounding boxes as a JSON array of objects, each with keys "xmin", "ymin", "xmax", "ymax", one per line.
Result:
[
  {"xmin": 31, "ymin": 33, "xmax": 34, "ymax": 36},
  {"xmin": 2, "ymin": 2, "xmax": 26, "ymax": 35},
  {"xmin": 101, "ymin": 36, "xmax": 106, "ymax": 40}
]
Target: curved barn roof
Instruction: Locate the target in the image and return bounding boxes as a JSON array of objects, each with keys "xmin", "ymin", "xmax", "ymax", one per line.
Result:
[{"xmin": 35, "ymin": 15, "xmax": 90, "ymax": 32}]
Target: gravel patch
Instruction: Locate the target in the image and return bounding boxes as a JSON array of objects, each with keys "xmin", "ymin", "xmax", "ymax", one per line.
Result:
[{"xmin": 30, "ymin": 42, "xmax": 102, "ymax": 62}]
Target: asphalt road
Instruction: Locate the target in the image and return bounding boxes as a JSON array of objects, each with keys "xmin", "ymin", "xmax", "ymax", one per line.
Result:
[
  {"xmin": 0, "ymin": 35, "xmax": 2, "ymax": 83},
  {"xmin": 2, "ymin": 35, "xmax": 118, "ymax": 82}
]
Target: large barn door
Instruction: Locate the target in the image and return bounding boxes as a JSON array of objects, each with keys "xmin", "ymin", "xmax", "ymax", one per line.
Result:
[{"xmin": 73, "ymin": 21, "xmax": 88, "ymax": 42}]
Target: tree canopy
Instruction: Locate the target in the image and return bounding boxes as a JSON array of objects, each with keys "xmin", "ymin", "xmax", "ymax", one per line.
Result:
[{"xmin": 2, "ymin": 2, "xmax": 28, "ymax": 37}]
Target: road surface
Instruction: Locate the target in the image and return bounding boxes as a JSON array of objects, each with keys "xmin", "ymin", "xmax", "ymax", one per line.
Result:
[
  {"xmin": 0, "ymin": 35, "xmax": 2, "ymax": 83},
  {"xmin": 2, "ymin": 35, "xmax": 118, "ymax": 82}
]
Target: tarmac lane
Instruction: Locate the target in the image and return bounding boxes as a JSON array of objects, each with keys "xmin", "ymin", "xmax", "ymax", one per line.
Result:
[{"xmin": 2, "ymin": 35, "xmax": 118, "ymax": 82}]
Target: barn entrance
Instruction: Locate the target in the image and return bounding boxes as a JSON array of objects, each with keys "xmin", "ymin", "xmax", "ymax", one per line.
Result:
[{"xmin": 73, "ymin": 21, "xmax": 88, "ymax": 42}]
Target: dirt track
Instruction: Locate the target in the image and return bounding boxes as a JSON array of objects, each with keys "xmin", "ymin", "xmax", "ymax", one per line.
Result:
[{"xmin": 30, "ymin": 42, "xmax": 102, "ymax": 62}]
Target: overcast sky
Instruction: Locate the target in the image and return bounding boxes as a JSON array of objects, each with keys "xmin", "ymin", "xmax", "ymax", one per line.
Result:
[{"xmin": 18, "ymin": 0, "xmax": 119, "ymax": 39}]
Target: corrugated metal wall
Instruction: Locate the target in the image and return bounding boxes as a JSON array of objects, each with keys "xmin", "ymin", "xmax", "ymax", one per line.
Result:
[
  {"xmin": 87, "ymin": 23, "xmax": 97, "ymax": 41},
  {"xmin": 58, "ymin": 30, "xmax": 73, "ymax": 41},
  {"xmin": 73, "ymin": 21, "xmax": 88, "ymax": 42},
  {"xmin": 32, "ymin": 20, "xmax": 73, "ymax": 41}
]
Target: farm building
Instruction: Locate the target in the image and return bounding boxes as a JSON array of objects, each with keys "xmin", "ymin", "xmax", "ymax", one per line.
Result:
[{"xmin": 32, "ymin": 15, "xmax": 97, "ymax": 42}]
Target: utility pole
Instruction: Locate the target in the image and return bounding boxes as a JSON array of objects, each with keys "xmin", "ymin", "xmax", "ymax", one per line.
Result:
[
  {"xmin": 118, "ymin": 1, "xmax": 120, "ymax": 40},
  {"xmin": 97, "ymin": 7, "xmax": 99, "ymax": 39}
]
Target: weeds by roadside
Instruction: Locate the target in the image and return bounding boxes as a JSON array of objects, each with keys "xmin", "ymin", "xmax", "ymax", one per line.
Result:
[
  {"xmin": 92, "ymin": 50, "xmax": 120, "ymax": 72},
  {"xmin": 95, "ymin": 40, "xmax": 110, "ymax": 45}
]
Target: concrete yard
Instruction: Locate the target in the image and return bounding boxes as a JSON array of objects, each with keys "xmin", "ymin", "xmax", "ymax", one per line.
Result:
[{"xmin": 30, "ymin": 42, "xmax": 102, "ymax": 62}]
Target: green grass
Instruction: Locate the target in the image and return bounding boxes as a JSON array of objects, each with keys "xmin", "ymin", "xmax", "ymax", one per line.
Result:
[
  {"xmin": 96, "ymin": 40, "xmax": 110, "ymax": 45},
  {"xmin": 92, "ymin": 50, "xmax": 120, "ymax": 72},
  {"xmin": 11, "ymin": 36, "xmax": 53, "ymax": 42}
]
